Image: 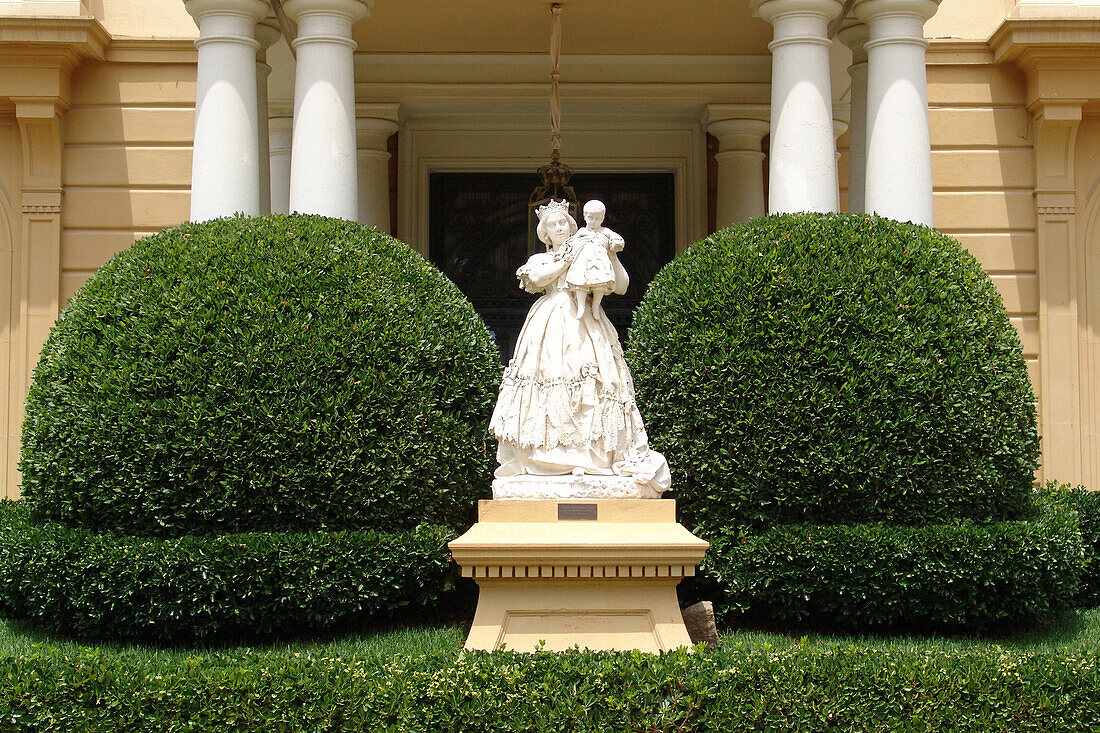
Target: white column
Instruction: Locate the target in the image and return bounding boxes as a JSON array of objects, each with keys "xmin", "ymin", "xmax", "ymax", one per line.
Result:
[
  {"xmin": 185, "ymin": 0, "xmax": 270, "ymax": 222},
  {"xmin": 356, "ymin": 104, "xmax": 399, "ymax": 231},
  {"xmin": 705, "ymin": 107, "xmax": 769, "ymax": 226},
  {"xmin": 838, "ymin": 22, "xmax": 870, "ymax": 213},
  {"xmin": 283, "ymin": 0, "xmax": 371, "ymax": 220},
  {"xmin": 255, "ymin": 17, "xmax": 281, "ymax": 216},
  {"xmin": 269, "ymin": 113, "xmax": 293, "ymax": 215},
  {"xmin": 751, "ymin": 0, "xmax": 844, "ymax": 215},
  {"xmin": 855, "ymin": 0, "xmax": 939, "ymax": 226}
]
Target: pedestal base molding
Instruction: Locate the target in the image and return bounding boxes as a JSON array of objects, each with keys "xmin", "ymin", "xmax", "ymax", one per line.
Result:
[{"xmin": 449, "ymin": 499, "xmax": 708, "ymax": 653}]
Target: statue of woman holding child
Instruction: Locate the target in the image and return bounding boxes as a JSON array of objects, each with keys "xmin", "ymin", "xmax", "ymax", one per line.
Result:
[{"xmin": 488, "ymin": 199, "xmax": 671, "ymax": 498}]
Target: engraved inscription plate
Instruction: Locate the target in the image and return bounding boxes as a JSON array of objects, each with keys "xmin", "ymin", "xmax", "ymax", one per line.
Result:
[{"xmin": 558, "ymin": 503, "xmax": 598, "ymax": 521}]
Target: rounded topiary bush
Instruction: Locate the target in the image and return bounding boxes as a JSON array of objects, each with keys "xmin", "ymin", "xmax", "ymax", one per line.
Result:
[
  {"xmin": 628, "ymin": 213, "xmax": 1039, "ymax": 531},
  {"xmin": 20, "ymin": 215, "xmax": 499, "ymax": 538}
]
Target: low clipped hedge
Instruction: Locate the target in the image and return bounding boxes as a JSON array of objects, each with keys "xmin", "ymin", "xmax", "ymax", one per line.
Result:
[
  {"xmin": 2, "ymin": 641, "xmax": 1100, "ymax": 730},
  {"xmin": 689, "ymin": 501, "xmax": 1083, "ymax": 632},
  {"xmin": 21, "ymin": 215, "xmax": 498, "ymax": 538},
  {"xmin": 0, "ymin": 502, "xmax": 458, "ymax": 644},
  {"xmin": 1043, "ymin": 483, "xmax": 1100, "ymax": 609},
  {"xmin": 628, "ymin": 213, "xmax": 1038, "ymax": 531}
]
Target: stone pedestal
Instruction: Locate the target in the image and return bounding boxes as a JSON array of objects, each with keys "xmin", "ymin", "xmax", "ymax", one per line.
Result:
[{"xmin": 449, "ymin": 499, "xmax": 708, "ymax": 653}]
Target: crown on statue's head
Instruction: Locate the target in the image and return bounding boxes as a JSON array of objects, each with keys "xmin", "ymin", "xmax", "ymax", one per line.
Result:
[{"xmin": 535, "ymin": 199, "xmax": 571, "ymax": 221}]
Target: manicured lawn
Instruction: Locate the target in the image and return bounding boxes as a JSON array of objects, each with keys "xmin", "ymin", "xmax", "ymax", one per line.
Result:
[
  {"xmin": 5, "ymin": 609, "xmax": 1095, "ymax": 661},
  {"xmin": 0, "ymin": 610, "xmax": 1097, "ymax": 730}
]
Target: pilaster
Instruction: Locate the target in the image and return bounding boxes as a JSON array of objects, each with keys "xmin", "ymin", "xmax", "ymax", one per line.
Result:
[
  {"xmin": 1032, "ymin": 100, "xmax": 1084, "ymax": 485},
  {"xmin": 12, "ymin": 98, "xmax": 63, "ymax": 496}
]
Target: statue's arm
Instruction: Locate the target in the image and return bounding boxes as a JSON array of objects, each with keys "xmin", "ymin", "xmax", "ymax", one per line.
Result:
[
  {"xmin": 517, "ymin": 252, "xmax": 569, "ymax": 293},
  {"xmin": 610, "ymin": 252, "xmax": 629, "ymax": 295}
]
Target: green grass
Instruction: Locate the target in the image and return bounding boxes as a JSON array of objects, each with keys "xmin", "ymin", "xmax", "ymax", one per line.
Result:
[
  {"xmin": 1, "ymin": 609, "xmax": 1096, "ymax": 664},
  {"xmin": 1, "ymin": 611, "xmax": 1097, "ymax": 731},
  {"xmin": 0, "ymin": 617, "xmax": 468, "ymax": 661}
]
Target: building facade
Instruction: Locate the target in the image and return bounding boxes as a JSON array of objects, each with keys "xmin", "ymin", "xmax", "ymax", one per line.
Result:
[{"xmin": 0, "ymin": 0, "xmax": 1098, "ymax": 497}]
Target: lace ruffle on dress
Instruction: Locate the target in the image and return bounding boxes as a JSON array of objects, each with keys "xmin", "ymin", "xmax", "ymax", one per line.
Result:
[{"xmin": 489, "ymin": 248, "xmax": 668, "ymax": 489}]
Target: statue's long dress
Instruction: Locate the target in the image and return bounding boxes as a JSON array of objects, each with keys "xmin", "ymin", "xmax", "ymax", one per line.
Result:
[{"xmin": 489, "ymin": 249, "xmax": 658, "ymax": 478}]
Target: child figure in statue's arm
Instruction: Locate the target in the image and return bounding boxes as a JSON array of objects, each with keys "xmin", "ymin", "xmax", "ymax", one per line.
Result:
[{"xmin": 565, "ymin": 200, "xmax": 621, "ymax": 319}]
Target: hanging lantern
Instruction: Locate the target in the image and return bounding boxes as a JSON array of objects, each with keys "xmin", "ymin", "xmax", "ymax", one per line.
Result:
[{"xmin": 528, "ymin": 2, "xmax": 579, "ymax": 252}]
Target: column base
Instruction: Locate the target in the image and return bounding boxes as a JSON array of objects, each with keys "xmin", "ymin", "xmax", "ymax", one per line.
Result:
[{"xmin": 449, "ymin": 499, "xmax": 709, "ymax": 653}]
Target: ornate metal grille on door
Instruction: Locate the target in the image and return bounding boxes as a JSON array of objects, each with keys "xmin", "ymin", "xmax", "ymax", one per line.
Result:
[{"xmin": 429, "ymin": 172, "xmax": 676, "ymax": 361}]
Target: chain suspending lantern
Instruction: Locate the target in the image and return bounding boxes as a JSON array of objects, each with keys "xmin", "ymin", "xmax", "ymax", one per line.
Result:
[{"xmin": 528, "ymin": 2, "xmax": 579, "ymax": 250}]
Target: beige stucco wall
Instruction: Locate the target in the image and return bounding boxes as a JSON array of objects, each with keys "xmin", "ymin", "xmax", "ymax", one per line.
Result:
[
  {"xmin": 926, "ymin": 57, "xmax": 1039, "ymax": 407},
  {"xmin": 61, "ymin": 58, "xmax": 194, "ymax": 306},
  {"xmin": 87, "ymin": 0, "xmax": 196, "ymax": 39},
  {"xmin": 927, "ymin": 0, "xmax": 1016, "ymax": 41}
]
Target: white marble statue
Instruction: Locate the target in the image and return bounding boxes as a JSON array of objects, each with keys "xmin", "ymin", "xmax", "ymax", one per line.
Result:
[{"xmin": 488, "ymin": 199, "xmax": 672, "ymax": 499}]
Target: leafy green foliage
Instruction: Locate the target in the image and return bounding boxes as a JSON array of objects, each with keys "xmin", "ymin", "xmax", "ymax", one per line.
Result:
[
  {"xmin": 628, "ymin": 214, "xmax": 1038, "ymax": 530},
  {"xmin": 1041, "ymin": 482, "xmax": 1100, "ymax": 609},
  {"xmin": 2, "ymin": 633, "xmax": 1100, "ymax": 731},
  {"xmin": 0, "ymin": 501, "xmax": 459, "ymax": 644},
  {"xmin": 20, "ymin": 215, "xmax": 499, "ymax": 537},
  {"xmin": 688, "ymin": 501, "xmax": 1083, "ymax": 632}
]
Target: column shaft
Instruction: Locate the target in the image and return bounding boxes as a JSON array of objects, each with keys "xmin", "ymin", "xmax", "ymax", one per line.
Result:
[
  {"xmin": 256, "ymin": 57, "xmax": 272, "ymax": 215},
  {"xmin": 839, "ymin": 23, "xmax": 869, "ymax": 213},
  {"xmin": 269, "ymin": 115, "xmax": 293, "ymax": 215},
  {"xmin": 185, "ymin": 0, "xmax": 269, "ymax": 222},
  {"xmin": 706, "ymin": 112, "xmax": 769, "ymax": 227},
  {"xmin": 284, "ymin": 0, "xmax": 370, "ymax": 220},
  {"xmin": 753, "ymin": 0, "xmax": 844, "ymax": 215},
  {"xmin": 356, "ymin": 107, "xmax": 399, "ymax": 230},
  {"xmin": 857, "ymin": 0, "xmax": 938, "ymax": 226},
  {"xmin": 255, "ymin": 18, "xmax": 282, "ymax": 216}
]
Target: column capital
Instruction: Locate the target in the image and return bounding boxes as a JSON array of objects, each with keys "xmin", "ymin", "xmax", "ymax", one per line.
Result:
[
  {"xmin": 853, "ymin": 0, "xmax": 940, "ymax": 24},
  {"xmin": 355, "ymin": 102, "xmax": 401, "ymax": 126},
  {"xmin": 837, "ymin": 21, "xmax": 870, "ymax": 64},
  {"xmin": 255, "ymin": 16, "xmax": 283, "ymax": 54},
  {"xmin": 184, "ymin": 0, "xmax": 270, "ymax": 23},
  {"xmin": 704, "ymin": 111, "xmax": 769, "ymax": 153},
  {"xmin": 750, "ymin": 0, "xmax": 844, "ymax": 25},
  {"xmin": 282, "ymin": 0, "xmax": 372, "ymax": 23},
  {"xmin": 356, "ymin": 107, "xmax": 400, "ymax": 151}
]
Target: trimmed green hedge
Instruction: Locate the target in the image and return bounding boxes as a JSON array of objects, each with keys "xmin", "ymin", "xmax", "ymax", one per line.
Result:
[
  {"xmin": 689, "ymin": 501, "xmax": 1083, "ymax": 632},
  {"xmin": 1, "ymin": 640, "xmax": 1099, "ymax": 730},
  {"xmin": 1042, "ymin": 483, "xmax": 1100, "ymax": 609},
  {"xmin": 0, "ymin": 502, "xmax": 458, "ymax": 644},
  {"xmin": 20, "ymin": 215, "xmax": 498, "ymax": 538},
  {"xmin": 628, "ymin": 213, "xmax": 1038, "ymax": 531}
]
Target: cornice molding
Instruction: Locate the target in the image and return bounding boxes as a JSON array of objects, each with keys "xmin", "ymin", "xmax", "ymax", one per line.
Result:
[
  {"xmin": 0, "ymin": 15, "xmax": 109, "ymax": 63},
  {"xmin": 105, "ymin": 38, "xmax": 198, "ymax": 64},
  {"xmin": 990, "ymin": 17, "xmax": 1100, "ymax": 67},
  {"xmin": 926, "ymin": 39, "xmax": 993, "ymax": 65}
]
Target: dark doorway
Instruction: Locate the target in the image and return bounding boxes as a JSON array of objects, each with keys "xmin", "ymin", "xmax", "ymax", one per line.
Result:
[{"xmin": 429, "ymin": 172, "xmax": 676, "ymax": 361}]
